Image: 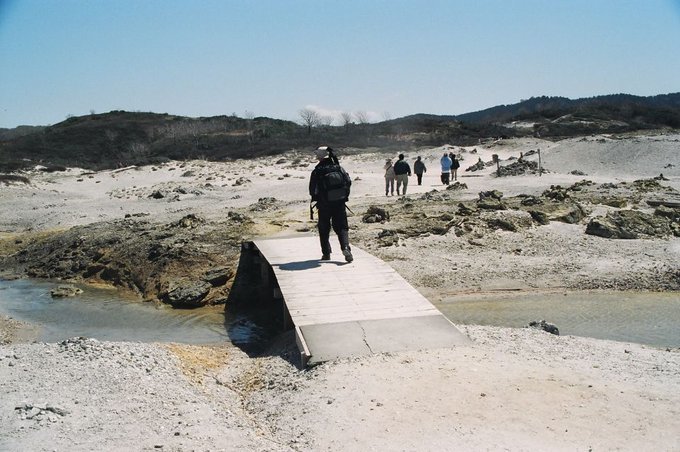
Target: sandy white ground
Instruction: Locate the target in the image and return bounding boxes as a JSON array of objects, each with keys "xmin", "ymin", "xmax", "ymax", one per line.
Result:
[{"xmin": 1, "ymin": 133, "xmax": 679, "ymax": 451}]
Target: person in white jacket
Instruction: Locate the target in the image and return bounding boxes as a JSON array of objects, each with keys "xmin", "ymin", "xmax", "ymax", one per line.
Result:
[
  {"xmin": 440, "ymin": 153, "xmax": 452, "ymax": 185},
  {"xmin": 384, "ymin": 159, "xmax": 396, "ymax": 196}
]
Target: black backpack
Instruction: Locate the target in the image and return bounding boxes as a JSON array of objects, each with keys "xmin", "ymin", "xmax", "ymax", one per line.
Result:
[{"xmin": 318, "ymin": 163, "xmax": 351, "ymax": 202}]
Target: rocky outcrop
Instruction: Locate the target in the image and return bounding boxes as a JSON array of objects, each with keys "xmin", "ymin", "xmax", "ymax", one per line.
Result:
[
  {"xmin": 542, "ymin": 185, "xmax": 570, "ymax": 201},
  {"xmin": 446, "ymin": 181, "xmax": 468, "ymax": 190},
  {"xmin": 202, "ymin": 267, "xmax": 233, "ymax": 287},
  {"xmin": 477, "ymin": 190, "xmax": 506, "ymax": 210},
  {"xmin": 484, "ymin": 211, "xmax": 533, "ymax": 232},
  {"xmin": 549, "ymin": 203, "xmax": 587, "ymax": 224},
  {"xmin": 377, "ymin": 229, "xmax": 399, "ymax": 247},
  {"xmin": 2, "ymin": 216, "xmax": 249, "ymax": 308},
  {"xmin": 528, "ymin": 210, "xmax": 550, "ymax": 225},
  {"xmin": 465, "ymin": 158, "xmax": 487, "ymax": 172},
  {"xmin": 586, "ymin": 210, "xmax": 675, "ymax": 239},
  {"xmin": 592, "ymin": 197, "xmax": 628, "ymax": 208},
  {"xmin": 654, "ymin": 205, "xmax": 680, "ymax": 222},
  {"xmin": 497, "ymin": 159, "xmax": 546, "ymax": 176}
]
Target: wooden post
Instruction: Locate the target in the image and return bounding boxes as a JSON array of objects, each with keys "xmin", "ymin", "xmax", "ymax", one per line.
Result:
[
  {"xmin": 538, "ymin": 149, "xmax": 542, "ymax": 176},
  {"xmin": 492, "ymin": 154, "xmax": 499, "ymax": 176}
]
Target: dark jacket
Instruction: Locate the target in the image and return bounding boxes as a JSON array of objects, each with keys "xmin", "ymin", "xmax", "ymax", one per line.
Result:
[
  {"xmin": 414, "ymin": 160, "xmax": 426, "ymax": 175},
  {"xmin": 393, "ymin": 160, "xmax": 411, "ymax": 176}
]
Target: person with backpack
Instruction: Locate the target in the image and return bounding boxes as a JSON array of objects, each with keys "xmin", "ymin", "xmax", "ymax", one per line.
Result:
[
  {"xmin": 393, "ymin": 154, "xmax": 411, "ymax": 196},
  {"xmin": 309, "ymin": 146, "xmax": 353, "ymax": 263},
  {"xmin": 413, "ymin": 156, "xmax": 427, "ymax": 185}
]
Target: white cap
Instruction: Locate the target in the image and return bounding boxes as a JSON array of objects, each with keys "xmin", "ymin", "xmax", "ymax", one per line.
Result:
[{"xmin": 315, "ymin": 146, "xmax": 329, "ymax": 159}]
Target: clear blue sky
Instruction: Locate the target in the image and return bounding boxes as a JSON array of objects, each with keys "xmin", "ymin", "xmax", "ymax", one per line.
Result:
[{"xmin": 1, "ymin": 0, "xmax": 679, "ymax": 128}]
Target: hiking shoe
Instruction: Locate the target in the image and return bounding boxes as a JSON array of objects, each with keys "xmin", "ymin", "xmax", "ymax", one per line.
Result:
[
  {"xmin": 342, "ymin": 248, "xmax": 353, "ymax": 263},
  {"xmin": 321, "ymin": 254, "xmax": 331, "ymax": 261}
]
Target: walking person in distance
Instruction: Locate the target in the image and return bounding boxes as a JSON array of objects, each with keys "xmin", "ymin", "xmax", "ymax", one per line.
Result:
[
  {"xmin": 393, "ymin": 154, "xmax": 411, "ymax": 195},
  {"xmin": 451, "ymin": 153, "xmax": 460, "ymax": 181},
  {"xmin": 440, "ymin": 152, "xmax": 452, "ymax": 185},
  {"xmin": 384, "ymin": 158, "xmax": 396, "ymax": 196},
  {"xmin": 414, "ymin": 156, "xmax": 427, "ymax": 185}
]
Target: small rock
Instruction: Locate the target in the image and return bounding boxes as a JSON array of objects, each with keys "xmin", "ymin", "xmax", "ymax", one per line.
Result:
[
  {"xmin": 526, "ymin": 320, "xmax": 559, "ymax": 335},
  {"xmin": 50, "ymin": 285, "xmax": 83, "ymax": 298}
]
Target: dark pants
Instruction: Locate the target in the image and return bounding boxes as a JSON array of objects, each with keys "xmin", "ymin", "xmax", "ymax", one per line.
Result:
[
  {"xmin": 441, "ymin": 173, "xmax": 450, "ymax": 185},
  {"xmin": 317, "ymin": 202, "xmax": 350, "ymax": 255},
  {"xmin": 416, "ymin": 173, "xmax": 423, "ymax": 185}
]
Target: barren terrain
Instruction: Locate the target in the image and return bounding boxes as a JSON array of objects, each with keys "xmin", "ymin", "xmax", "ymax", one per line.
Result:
[{"xmin": 1, "ymin": 133, "xmax": 679, "ymax": 451}]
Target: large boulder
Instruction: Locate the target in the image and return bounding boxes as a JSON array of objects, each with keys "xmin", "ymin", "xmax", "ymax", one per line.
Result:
[{"xmin": 161, "ymin": 281, "xmax": 212, "ymax": 308}]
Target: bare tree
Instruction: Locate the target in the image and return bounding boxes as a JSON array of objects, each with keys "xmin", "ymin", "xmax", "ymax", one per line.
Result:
[
  {"xmin": 354, "ymin": 110, "xmax": 369, "ymax": 124},
  {"xmin": 340, "ymin": 112, "xmax": 353, "ymax": 127},
  {"xmin": 319, "ymin": 115, "xmax": 334, "ymax": 127},
  {"xmin": 299, "ymin": 108, "xmax": 321, "ymax": 134},
  {"xmin": 382, "ymin": 111, "xmax": 392, "ymax": 122}
]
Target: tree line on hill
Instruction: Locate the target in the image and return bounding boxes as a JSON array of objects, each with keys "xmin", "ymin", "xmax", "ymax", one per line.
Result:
[{"xmin": 1, "ymin": 92, "xmax": 678, "ymax": 171}]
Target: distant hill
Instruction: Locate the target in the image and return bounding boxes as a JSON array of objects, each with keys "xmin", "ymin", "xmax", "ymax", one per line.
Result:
[
  {"xmin": 454, "ymin": 93, "xmax": 680, "ymax": 134},
  {"xmin": 0, "ymin": 111, "xmax": 303, "ymax": 171},
  {"xmin": 1, "ymin": 93, "xmax": 679, "ymax": 171},
  {"xmin": 0, "ymin": 125, "xmax": 46, "ymax": 141}
]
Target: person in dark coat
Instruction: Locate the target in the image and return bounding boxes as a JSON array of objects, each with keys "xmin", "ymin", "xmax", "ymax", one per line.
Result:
[
  {"xmin": 451, "ymin": 154, "xmax": 460, "ymax": 181},
  {"xmin": 309, "ymin": 146, "xmax": 353, "ymax": 263},
  {"xmin": 393, "ymin": 154, "xmax": 411, "ymax": 195},
  {"xmin": 413, "ymin": 156, "xmax": 427, "ymax": 185}
]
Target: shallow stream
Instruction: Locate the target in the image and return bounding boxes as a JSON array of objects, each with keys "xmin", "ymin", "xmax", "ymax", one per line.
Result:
[
  {"xmin": 1, "ymin": 279, "xmax": 678, "ymax": 349},
  {"xmin": 436, "ymin": 290, "xmax": 680, "ymax": 348},
  {"xmin": 0, "ymin": 279, "xmax": 267, "ymax": 346}
]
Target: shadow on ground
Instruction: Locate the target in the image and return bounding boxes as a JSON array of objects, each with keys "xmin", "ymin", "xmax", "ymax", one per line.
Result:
[{"xmin": 224, "ymin": 244, "xmax": 303, "ymax": 367}]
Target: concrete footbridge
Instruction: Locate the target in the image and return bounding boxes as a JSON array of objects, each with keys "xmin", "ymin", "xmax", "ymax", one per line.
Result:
[{"xmin": 247, "ymin": 236, "xmax": 469, "ymax": 366}]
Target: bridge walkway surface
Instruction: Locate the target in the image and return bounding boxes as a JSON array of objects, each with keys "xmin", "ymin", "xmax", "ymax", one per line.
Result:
[{"xmin": 249, "ymin": 236, "xmax": 469, "ymax": 366}]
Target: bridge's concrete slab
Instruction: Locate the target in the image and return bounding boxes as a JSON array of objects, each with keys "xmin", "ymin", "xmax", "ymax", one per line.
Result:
[
  {"xmin": 250, "ymin": 236, "xmax": 470, "ymax": 365},
  {"xmin": 300, "ymin": 314, "xmax": 470, "ymax": 365}
]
